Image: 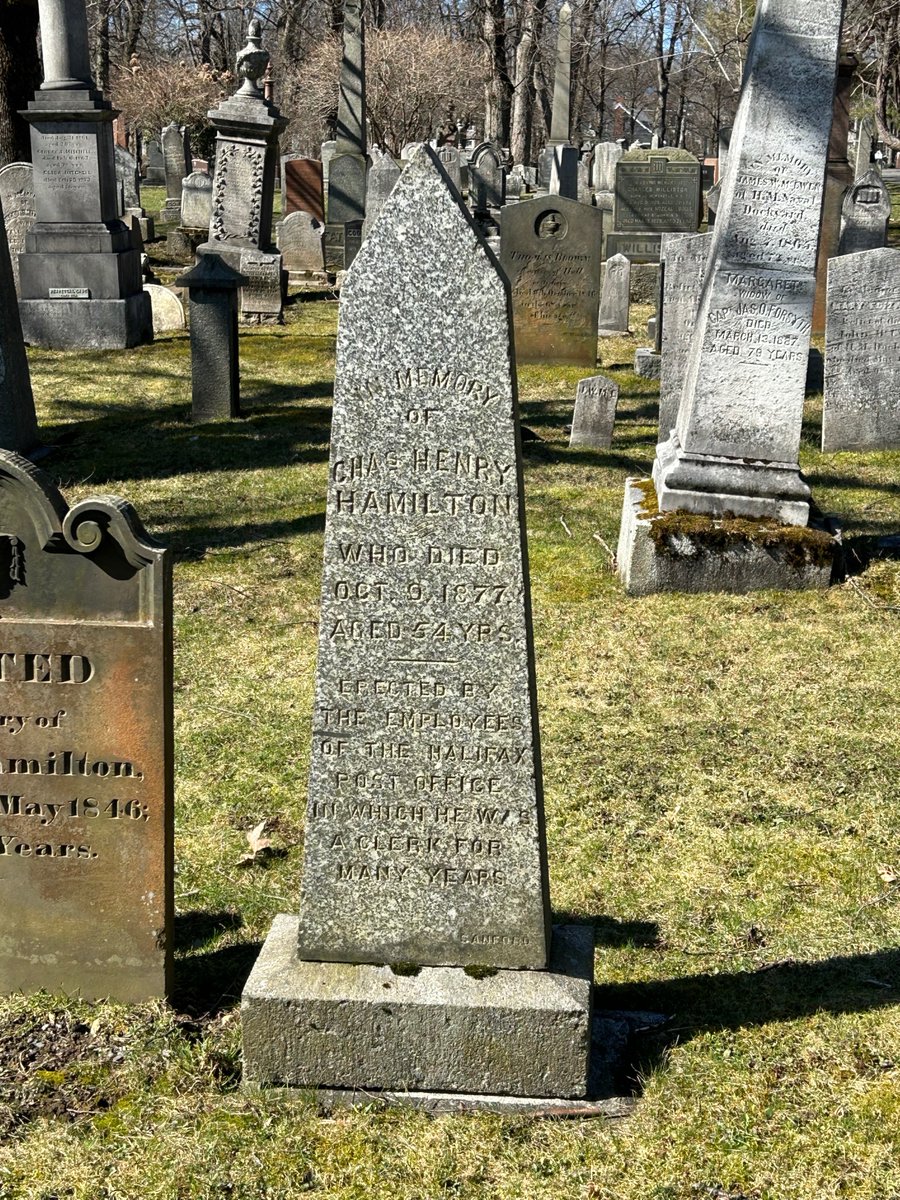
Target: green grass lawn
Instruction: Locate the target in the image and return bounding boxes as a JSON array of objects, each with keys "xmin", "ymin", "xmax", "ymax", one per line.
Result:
[{"xmin": 0, "ymin": 293, "xmax": 899, "ymax": 1200}]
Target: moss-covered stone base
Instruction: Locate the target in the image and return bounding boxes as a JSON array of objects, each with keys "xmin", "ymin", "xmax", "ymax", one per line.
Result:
[{"xmin": 617, "ymin": 477, "xmax": 837, "ymax": 596}]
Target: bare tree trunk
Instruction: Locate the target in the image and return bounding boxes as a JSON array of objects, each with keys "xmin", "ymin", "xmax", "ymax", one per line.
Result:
[
  {"xmin": 94, "ymin": 0, "xmax": 111, "ymax": 92},
  {"xmin": 510, "ymin": 0, "xmax": 536, "ymax": 162},
  {"xmin": 0, "ymin": 0, "xmax": 40, "ymax": 166},
  {"xmin": 482, "ymin": 0, "xmax": 511, "ymax": 144},
  {"xmin": 875, "ymin": 2, "xmax": 900, "ymax": 151}
]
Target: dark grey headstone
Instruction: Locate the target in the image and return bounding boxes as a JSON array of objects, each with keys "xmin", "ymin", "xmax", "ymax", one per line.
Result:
[
  {"xmin": 177, "ymin": 255, "xmax": 245, "ymax": 421},
  {"xmin": 0, "ymin": 451, "xmax": 172, "ymax": 1001},
  {"xmin": 240, "ymin": 250, "xmax": 283, "ymax": 324},
  {"xmin": 469, "ymin": 142, "xmax": 505, "ymax": 212},
  {"xmin": 0, "ymin": 199, "xmax": 39, "ymax": 452},
  {"xmin": 822, "ymin": 247, "xmax": 900, "ymax": 451},
  {"xmin": 614, "ymin": 155, "xmax": 701, "ymax": 233},
  {"xmin": 500, "ymin": 195, "xmax": 603, "ymax": 365}
]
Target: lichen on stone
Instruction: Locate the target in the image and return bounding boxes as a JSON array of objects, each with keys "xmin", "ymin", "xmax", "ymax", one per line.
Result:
[{"xmin": 633, "ymin": 477, "xmax": 834, "ymax": 568}]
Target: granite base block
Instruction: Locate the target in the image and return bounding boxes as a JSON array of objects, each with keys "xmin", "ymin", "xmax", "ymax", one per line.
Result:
[
  {"xmin": 242, "ymin": 915, "xmax": 593, "ymax": 1100},
  {"xmin": 633, "ymin": 349, "xmax": 661, "ymax": 379},
  {"xmin": 617, "ymin": 477, "xmax": 836, "ymax": 596},
  {"xmin": 20, "ymin": 293, "xmax": 153, "ymax": 350}
]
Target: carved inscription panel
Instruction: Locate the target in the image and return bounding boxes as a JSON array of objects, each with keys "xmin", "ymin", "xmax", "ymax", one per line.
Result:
[
  {"xmin": 823, "ymin": 249, "xmax": 900, "ymax": 451},
  {"xmin": 32, "ymin": 129, "xmax": 101, "ymax": 224},
  {"xmin": 211, "ymin": 142, "xmax": 264, "ymax": 244},
  {"xmin": 299, "ymin": 364, "xmax": 549, "ymax": 970},
  {"xmin": 614, "ymin": 158, "xmax": 701, "ymax": 233},
  {"xmin": 0, "ymin": 456, "xmax": 172, "ymax": 1002}
]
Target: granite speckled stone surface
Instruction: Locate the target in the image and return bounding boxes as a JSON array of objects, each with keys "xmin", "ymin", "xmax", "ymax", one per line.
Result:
[{"xmin": 296, "ymin": 145, "xmax": 551, "ymax": 971}]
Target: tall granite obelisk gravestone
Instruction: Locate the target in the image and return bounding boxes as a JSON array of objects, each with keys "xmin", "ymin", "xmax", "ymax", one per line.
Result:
[
  {"xmin": 242, "ymin": 147, "xmax": 594, "ymax": 1103},
  {"xmin": 326, "ymin": 0, "xmax": 368, "ymax": 271},
  {"xmin": 618, "ymin": 0, "xmax": 843, "ymax": 594},
  {"xmin": 198, "ymin": 20, "xmax": 287, "ymax": 323},
  {"xmin": 18, "ymin": 0, "xmax": 151, "ymax": 349},
  {"xmin": 0, "ymin": 452, "xmax": 172, "ymax": 1000},
  {"xmin": 537, "ymin": 3, "xmax": 572, "ymax": 191}
]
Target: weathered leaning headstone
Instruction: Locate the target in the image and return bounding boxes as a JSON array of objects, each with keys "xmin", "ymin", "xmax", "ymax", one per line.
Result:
[
  {"xmin": 500, "ymin": 195, "xmax": 603, "ymax": 365},
  {"xmin": 569, "ymin": 374, "xmax": 619, "ymax": 449},
  {"xmin": 837, "ymin": 169, "xmax": 891, "ymax": 256},
  {"xmin": 0, "ymin": 163, "xmax": 35, "ymax": 298},
  {"xmin": 17, "ymin": 0, "xmax": 151, "ymax": 349},
  {"xmin": 0, "ymin": 452, "xmax": 172, "ymax": 1000},
  {"xmin": 619, "ymin": 0, "xmax": 844, "ymax": 595},
  {"xmin": 822, "ymin": 248, "xmax": 900, "ymax": 452},
  {"xmin": 277, "ymin": 211, "xmax": 326, "ymax": 278},
  {"xmin": 242, "ymin": 147, "xmax": 593, "ymax": 1101},
  {"xmin": 0, "ymin": 201, "xmax": 40, "ymax": 453},
  {"xmin": 657, "ymin": 231, "xmax": 711, "ymax": 439},
  {"xmin": 597, "ymin": 252, "xmax": 630, "ymax": 335},
  {"xmin": 363, "ymin": 153, "xmax": 401, "ymax": 237}
]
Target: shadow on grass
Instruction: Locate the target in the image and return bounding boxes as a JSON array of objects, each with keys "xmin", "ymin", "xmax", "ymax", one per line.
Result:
[
  {"xmin": 594, "ymin": 946, "xmax": 900, "ymax": 1033},
  {"xmin": 174, "ymin": 938, "xmax": 263, "ymax": 1018}
]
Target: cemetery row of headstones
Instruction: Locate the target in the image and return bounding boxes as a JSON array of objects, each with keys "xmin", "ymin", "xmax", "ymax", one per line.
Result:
[{"xmin": 1, "ymin": 0, "xmax": 899, "ymax": 1114}]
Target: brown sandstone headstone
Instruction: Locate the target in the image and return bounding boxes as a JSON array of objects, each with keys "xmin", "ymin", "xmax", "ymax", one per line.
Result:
[
  {"xmin": 0, "ymin": 453, "xmax": 172, "ymax": 1001},
  {"xmin": 282, "ymin": 157, "xmax": 325, "ymax": 222}
]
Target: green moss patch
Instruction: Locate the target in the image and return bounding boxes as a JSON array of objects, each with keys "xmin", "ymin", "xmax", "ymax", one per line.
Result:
[{"xmin": 633, "ymin": 477, "xmax": 835, "ymax": 568}]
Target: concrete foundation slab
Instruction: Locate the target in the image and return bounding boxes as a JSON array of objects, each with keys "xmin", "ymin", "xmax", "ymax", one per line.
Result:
[{"xmin": 242, "ymin": 915, "xmax": 594, "ymax": 1100}]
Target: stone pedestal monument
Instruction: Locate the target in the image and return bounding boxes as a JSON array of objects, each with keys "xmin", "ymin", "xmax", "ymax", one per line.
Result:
[
  {"xmin": 242, "ymin": 148, "xmax": 594, "ymax": 1105},
  {"xmin": 326, "ymin": 0, "xmax": 369, "ymax": 270},
  {"xmin": 197, "ymin": 20, "xmax": 287, "ymax": 322},
  {"xmin": 618, "ymin": 0, "xmax": 844, "ymax": 594},
  {"xmin": 17, "ymin": 0, "xmax": 151, "ymax": 349}
]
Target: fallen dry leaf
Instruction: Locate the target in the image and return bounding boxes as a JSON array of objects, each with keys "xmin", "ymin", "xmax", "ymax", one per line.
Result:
[
  {"xmin": 876, "ymin": 863, "xmax": 897, "ymax": 884},
  {"xmin": 237, "ymin": 819, "xmax": 274, "ymax": 867}
]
